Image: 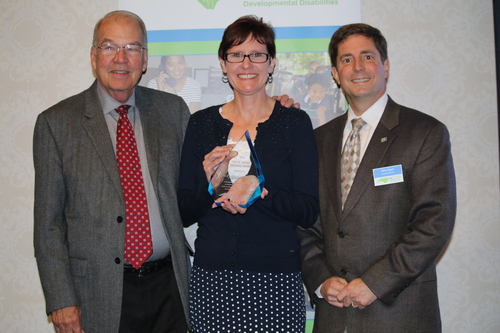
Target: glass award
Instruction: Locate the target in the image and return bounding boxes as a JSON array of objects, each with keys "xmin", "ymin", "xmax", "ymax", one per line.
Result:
[{"xmin": 208, "ymin": 130, "xmax": 265, "ymax": 208}]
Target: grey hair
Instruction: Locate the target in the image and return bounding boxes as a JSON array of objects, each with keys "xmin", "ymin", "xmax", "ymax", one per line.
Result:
[{"xmin": 92, "ymin": 10, "xmax": 147, "ymax": 46}]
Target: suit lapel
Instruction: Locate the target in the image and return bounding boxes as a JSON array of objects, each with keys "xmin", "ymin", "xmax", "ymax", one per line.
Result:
[
  {"xmin": 82, "ymin": 82, "xmax": 124, "ymax": 201},
  {"xmin": 135, "ymin": 87, "xmax": 159, "ymax": 193},
  {"xmin": 341, "ymin": 97, "xmax": 400, "ymax": 221},
  {"xmin": 320, "ymin": 114, "xmax": 347, "ymax": 223}
]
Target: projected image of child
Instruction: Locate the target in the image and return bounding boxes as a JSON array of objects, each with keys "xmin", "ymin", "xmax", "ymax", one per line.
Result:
[{"xmin": 301, "ymin": 72, "xmax": 335, "ymax": 127}]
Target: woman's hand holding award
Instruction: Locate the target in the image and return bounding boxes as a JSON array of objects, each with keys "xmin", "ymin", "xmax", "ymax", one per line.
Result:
[{"xmin": 208, "ymin": 131, "xmax": 265, "ymax": 208}]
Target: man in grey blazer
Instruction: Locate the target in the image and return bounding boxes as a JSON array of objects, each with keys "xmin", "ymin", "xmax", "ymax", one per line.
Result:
[
  {"xmin": 33, "ymin": 11, "xmax": 191, "ymax": 332},
  {"xmin": 298, "ymin": 24, "xmax": 456, "ymax": 332}
]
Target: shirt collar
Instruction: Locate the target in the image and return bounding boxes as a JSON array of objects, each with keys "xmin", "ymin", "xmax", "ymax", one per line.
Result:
[
  {"xmin": 345, "ymin": 93, "xmax": 388, "ymax": 130},
  {"xmin": 96, "ymin": 82, "xmax": 137, "ymax": 115}
]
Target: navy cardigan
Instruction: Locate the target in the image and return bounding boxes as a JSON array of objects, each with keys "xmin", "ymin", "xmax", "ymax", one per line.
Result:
[{"xmin": 178, "ymin": 101, "xmax": 319, "ymax": 273}]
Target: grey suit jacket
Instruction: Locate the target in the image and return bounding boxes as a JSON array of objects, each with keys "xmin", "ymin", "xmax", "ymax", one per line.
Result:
[
  {"xmin": 33, "ymin": 81, "xmax": 191, "ymax": 332},
  {"xmin": 298, "ymin": 97, "xmax": 456, "ymax": 333}
]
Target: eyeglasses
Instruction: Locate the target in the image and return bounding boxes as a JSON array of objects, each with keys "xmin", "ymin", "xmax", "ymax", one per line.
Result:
[
  {"xmin": 94, "ymin": 43, "xmax": 147, "ymax": 57},
  {"xmin": 224, "ymin": 52, "xmax": 270, "ymax": 63}
]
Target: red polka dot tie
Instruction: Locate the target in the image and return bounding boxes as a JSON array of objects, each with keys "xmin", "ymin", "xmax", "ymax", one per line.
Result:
[{"xmin": 116, "ymin": 105, "xmax": 152, "ymax": 269}]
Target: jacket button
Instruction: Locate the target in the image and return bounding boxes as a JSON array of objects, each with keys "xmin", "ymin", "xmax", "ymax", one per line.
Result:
[
  {"xmin": 117, "ymin": 216, "xmax": 124, "ymax": 223},
  {"xmin": 338, "ymin": 231, "xmax": 345, "ymax": 238},
  {"xmin": 340, "ymin": 268, "xmax": 347, "ymax": 275},
  {"xmin": 115, "ymin": 258, "xmax": 121, "ymax": 264}
]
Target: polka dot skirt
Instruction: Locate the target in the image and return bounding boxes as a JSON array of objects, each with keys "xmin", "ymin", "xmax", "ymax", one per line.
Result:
[{"xmin": 189, "ymin": 265, "xmax": 306, "ymax": 333}]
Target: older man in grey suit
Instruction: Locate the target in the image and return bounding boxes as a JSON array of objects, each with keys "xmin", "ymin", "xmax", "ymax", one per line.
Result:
[
  {"xmin": 33, "ymin": 11, "xmax": 190, "ymax": 333},
  {"xmin": 298, "ymin": 24, "xmax": 456, "ymax": 332}
]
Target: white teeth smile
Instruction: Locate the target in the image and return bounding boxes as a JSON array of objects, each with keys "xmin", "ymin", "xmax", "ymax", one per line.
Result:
[
  {"xmin": 112, "ymin": 71, "xmax": 128, "ymax": 74},
  {"xmin": 238, "ymin": 74, "xmax": 257, "ymax": 79},
  {"xmin": 352, "ymin": 78, "xmax": 369, "ymax": 82}
]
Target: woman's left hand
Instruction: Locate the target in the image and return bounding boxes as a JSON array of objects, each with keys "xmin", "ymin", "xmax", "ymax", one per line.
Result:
[
  {"xmin": 213, "ymin": 187, "xmax": 268, "ymax": 214},
  {"xmin": 213, "ymin": 199, "xmax": 248, "ymax": 214}
]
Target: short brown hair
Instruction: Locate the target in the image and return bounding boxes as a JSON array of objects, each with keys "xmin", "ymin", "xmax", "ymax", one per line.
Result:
[
  {"xmin": 328, "ymin": 23, "xmax": 388, "ymax": 68},
  {"xmin": 218, "ymin": 15, "xmax": 276, "ymax": 60}
]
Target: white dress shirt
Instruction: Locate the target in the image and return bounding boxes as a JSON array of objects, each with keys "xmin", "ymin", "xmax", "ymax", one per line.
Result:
[{"xmin": 342, "ymin": 94, "xmax": 388, "ymax": 159}]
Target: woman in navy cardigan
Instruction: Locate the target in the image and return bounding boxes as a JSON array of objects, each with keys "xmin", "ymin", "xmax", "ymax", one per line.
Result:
[{"xmin": 177, "ymin": 15, "xmax": 319, "ymax": 333}]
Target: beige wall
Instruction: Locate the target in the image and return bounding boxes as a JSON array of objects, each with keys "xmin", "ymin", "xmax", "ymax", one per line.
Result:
[{"xmin": 0, "ymin": 0, "xmax": 498, "ymax": 332}]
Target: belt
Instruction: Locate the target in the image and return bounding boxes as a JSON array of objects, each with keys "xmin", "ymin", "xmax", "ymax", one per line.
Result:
[{"xmin": 123, "ymin": 255, "xmax": 171, "ymax": 276}]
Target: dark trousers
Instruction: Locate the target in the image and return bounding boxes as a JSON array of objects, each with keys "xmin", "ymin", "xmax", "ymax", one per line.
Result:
[{"xmin": 119, "ymin": 256, "xmax": 188, "ymax": 333}]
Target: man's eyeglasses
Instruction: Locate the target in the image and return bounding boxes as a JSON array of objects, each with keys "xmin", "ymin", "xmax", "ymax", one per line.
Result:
[
  {"xmin": 224, "ymin": 53, "xmax": 270, "ymax": 63},
  {"xmin": 94, "ymin": 43, "xmax": 147, "ymax": 57}
]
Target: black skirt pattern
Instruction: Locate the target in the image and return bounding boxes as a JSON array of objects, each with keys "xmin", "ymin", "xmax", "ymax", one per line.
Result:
[{"xmin": 189, "ymin": 265, "xmax": 306, "ymax": 333}]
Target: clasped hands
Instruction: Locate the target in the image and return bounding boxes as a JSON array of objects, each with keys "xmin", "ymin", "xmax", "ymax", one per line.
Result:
[{"xmin": 320, "ymin": 277, "xmax": 377, "ymax": 310}]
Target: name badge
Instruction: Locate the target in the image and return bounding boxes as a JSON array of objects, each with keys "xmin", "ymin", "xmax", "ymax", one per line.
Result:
[{"xmin": 373, "ymin": 165, "xmax": 404, "ymax": 186}]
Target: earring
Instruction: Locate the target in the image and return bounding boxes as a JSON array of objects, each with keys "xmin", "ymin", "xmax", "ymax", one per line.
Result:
[
  {"xmin": 267, "ymin": 73, "xmax": 273, "ymax": 84},
  {"xmin": 222, "ymin": 73, "xmax": 228, "ymax": 83}
]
